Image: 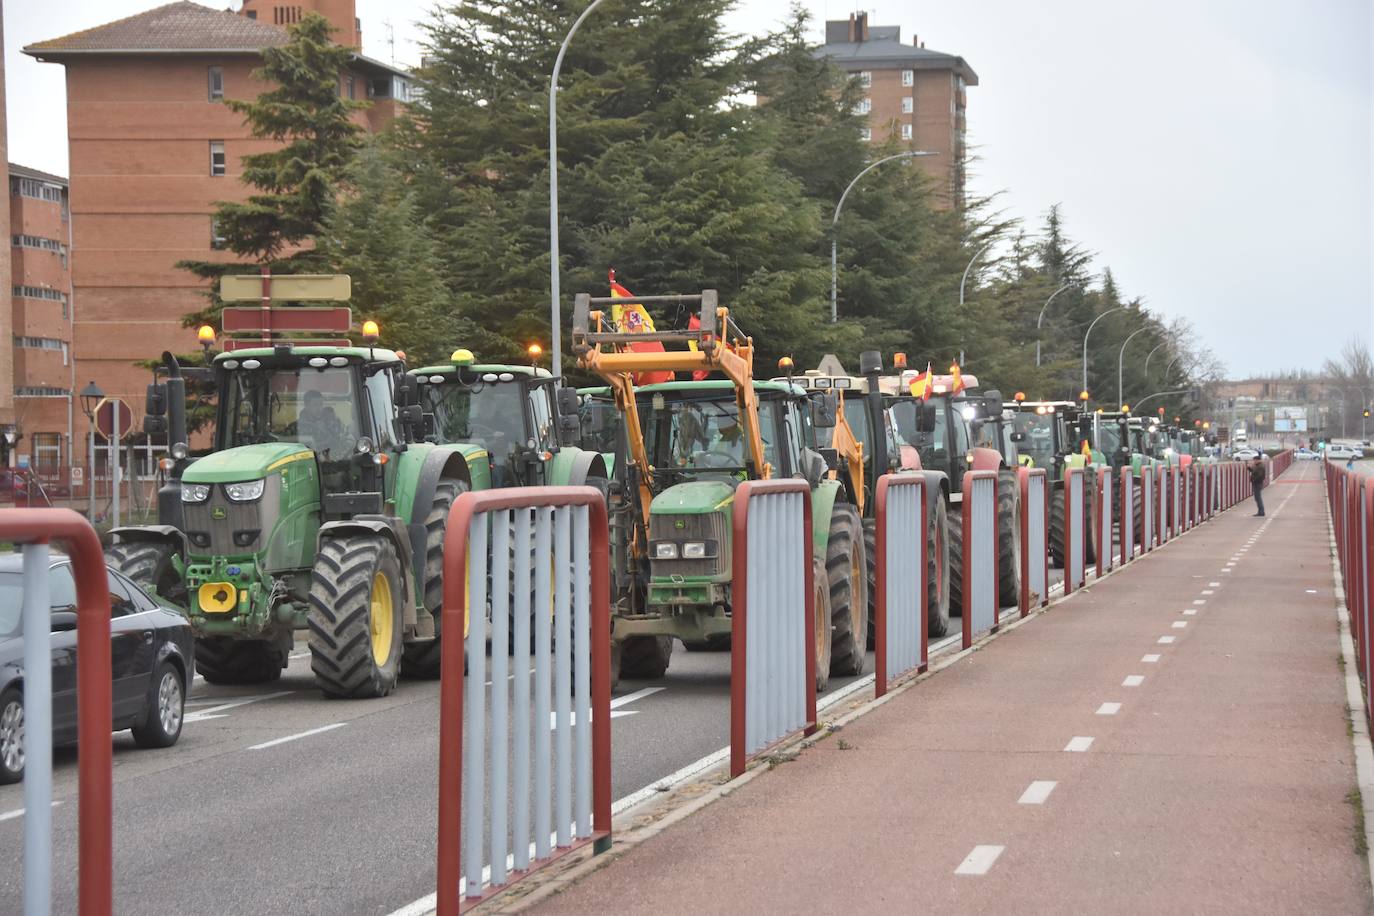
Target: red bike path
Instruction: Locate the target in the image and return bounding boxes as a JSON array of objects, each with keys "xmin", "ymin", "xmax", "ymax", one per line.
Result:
[{"xmin": 530, "ymin": 459, "xmax": 1372, "ymax": 914}]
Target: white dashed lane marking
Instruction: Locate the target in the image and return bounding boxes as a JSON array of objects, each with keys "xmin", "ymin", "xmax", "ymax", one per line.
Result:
[
  {"xmin": 1158, "ymin": 636, "xmax": 1176, "ymax": 644},
  {"xmin": 1193, "ymin": 599, "xmax": 1206, "ymax": 605},
  {"xmin": 1018, "ymin": 781, "xmax": 1058, "ymax": 805},
  {"xmin": 1064, "ymin": 736, "xmax": 1094, "ymax": 752},
  {"xmin": 955, "ymin": 845, "xmax": 1005, "ymax": 875},
  {"xmin": 248, "ymin": 722, "xmax": 346, "ymax": 751},
  {"xmin": 1209, "ymin": 581, "xmax": 1221, "ymax": 587},
  {"xmin": 1201, "ymin": 590, "xmax": 1215, "ymax": 595},
  {"xmin": 1123, "ymin": 675, "xmax": 1145, "ymax": 687},
  {"xmin": 1172, "ymin": 621, "xmax": 1188, "ymax": 628},
  {"xmin": 1142, "ymin": 654, "xmax": 1161, "ymax": 663},
  {"xmin": 1184, "ymin": 609, "xmax": 1197, "ymax": 616},
  {"xmin": 1096, "ymin": 702, "xmax": 1121, "ymax": 715}
]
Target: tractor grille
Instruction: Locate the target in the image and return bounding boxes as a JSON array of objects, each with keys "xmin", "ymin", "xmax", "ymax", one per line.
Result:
[
  {"xmin": 183, "ymin": 478, "xmax": 281, "ymax": 557},
  {"xmin": 649, "ymin": 511, "xmax": 729, "ymax": 578}
]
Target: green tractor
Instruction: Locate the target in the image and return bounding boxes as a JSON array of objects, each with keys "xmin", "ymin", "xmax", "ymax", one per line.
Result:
[
  {"xmin": 572, "ymin": 290, "xmax": 868, "ymax": 691},
  {"xmin": 107, "ymin": 325, "xmax": 483, "ymax": 697}
]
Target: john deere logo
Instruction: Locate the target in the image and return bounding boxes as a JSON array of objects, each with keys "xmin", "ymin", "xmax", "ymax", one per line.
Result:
[
  {"xmin": 674, "ymin": 519, "xmax": 686, "ymax": 529},
  {"xmin": 211, "ymin": 506, "xmax": 227, "ymax": 520}
]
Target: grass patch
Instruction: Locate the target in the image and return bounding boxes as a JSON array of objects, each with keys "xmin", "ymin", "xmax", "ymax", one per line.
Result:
[
  {"xmin": 1348, "ymin": 788, "xmax": 1368, "ymax": 857},
  {"xmin": 836, "ymin": 738, "xmax": 855, "ymax": 751}
]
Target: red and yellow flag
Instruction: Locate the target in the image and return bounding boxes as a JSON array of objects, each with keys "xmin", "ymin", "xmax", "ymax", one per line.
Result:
[
  {"xmin": 609, "ymin": 270, "xmax": 672, "ymax": 385},
  {"xmin": 909, "ymin": 361, "xmax": 933, "ymax": 399},
  {"xmin": 1081, "ymin": 438, "xmax": 1093, "ymax": 461},
  {"xmin": 949, "ymin": 360, "xmax": 966, "ymax": 394}
]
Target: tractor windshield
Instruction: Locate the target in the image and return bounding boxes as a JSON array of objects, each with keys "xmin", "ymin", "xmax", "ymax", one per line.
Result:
[
  {"xmin": 1096, "ymin": 421, "xmax": 1123, "ymax": 454},
  {"xmin": 642, "ymin": 394, "xmax": 777, "ymax": 478},
  {"xmin": 1012, "ymin": 411, "xmax": 1057, "ymax": 470},
  {"xmin": 815, "ymin": 397, "xmax": 870, "ymax": 459},
  {"xmin": 420, "ymin": 380, "xmax": 527, "ymax": 466},
  {"xmin": 223, "ymin": 366, "xmax": 362, "ymax": 458}
]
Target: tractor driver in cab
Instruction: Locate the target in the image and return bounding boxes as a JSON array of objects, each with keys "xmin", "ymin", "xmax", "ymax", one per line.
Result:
[{"xmin": 297, "ymin": 389, "xmax": 350, "ymax": 458}]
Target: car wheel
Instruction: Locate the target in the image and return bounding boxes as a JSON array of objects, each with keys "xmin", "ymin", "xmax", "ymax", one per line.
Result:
[
  {"xmin": 131, "ymin": 662, "xmax": 185, "ymax": 749},
  {"xmin": 0, "ymin": 687, "xmax": 23, "ymax": 784}
]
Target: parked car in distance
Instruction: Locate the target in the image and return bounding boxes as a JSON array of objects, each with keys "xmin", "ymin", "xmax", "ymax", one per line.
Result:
[
  {"xmin": 1232, "ymin": 448, "xmax": 1260, "ymax": 461},
  {"xmin": 0, "ymin": 556, "xmax": 194, "ymax": 784},
  {"xmin": 1294, "ymin": 447, "xmax": 1320, "ymax": 460},
  {"xmin": 1327, "ymin": 444, "xmax": 1364, "ymax": 461}
]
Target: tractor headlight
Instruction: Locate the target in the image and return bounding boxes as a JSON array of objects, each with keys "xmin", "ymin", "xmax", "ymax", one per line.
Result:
[
  {"xmin": 654, "ymin": 542, "xmax": 679, "ymax": 559},
  {"xmin": 224, "ymin": 479, "xmax": 266, "ymax": 502},
  {"xmin": 181, "ymin": 483, "xmax": 211, "ymax": 503},
  {"xmin": 682, "ymin": 541, "xmax": 707, "ymax": 559}
]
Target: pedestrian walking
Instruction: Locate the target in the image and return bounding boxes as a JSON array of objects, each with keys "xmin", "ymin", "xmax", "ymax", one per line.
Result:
[{"xmin": 1249, "ymin": 455, "xmax": 1266, "ymax": 517}]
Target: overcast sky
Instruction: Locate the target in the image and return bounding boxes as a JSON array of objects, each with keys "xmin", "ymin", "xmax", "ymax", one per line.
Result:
[{"xmin": 5, "ymin": 0, "xmax": 1371, "ymax": 378}]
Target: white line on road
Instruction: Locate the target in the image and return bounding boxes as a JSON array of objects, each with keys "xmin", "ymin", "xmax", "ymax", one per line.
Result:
[
  {"xmin": 1172, "ymin": 621, "xmax": 1188, "ymax": 629},
  {"xmin": 1209, "ymin": 582, "xmax": 1222, "ymax": 587},
  {"xmin": 1123, "ymin": 675, "xmax": 1145, "ymax": 687},
  {"xmin": 1184, "ymin": 609, "xmax": 1197, "ymax": 616},
  {"xmin": 1018, "ymin": 781, "xmax": 1057, "ymax": 805},
  {"xmin": 955, "ymin": 845, "xmax": 1005, "ymax": 875},
  {"xmin": 248, "ymin": 722, "xmax": 346, "ymax": 750},
  {"xmin": 184, "ymin": 691, "xmax": 293, "ymax": 723},
  {"xmin": 1142, "ymin": 654, "xmax": 1161, "ymax": 663},
  {"xmin": 0, "ymin": 800, "xmax": 60, "ymax": 822},
  {"xmin": 1202, "ymin": 590, "xmax": 1215, "ymax": 595},
  {"xmin": 1193, "ymin": 599, "xmax": 1206, "ymax": 605},
  {"xmin": 550, "ymin": 687, "xmax": 665, "ymax": 729},
  {"xmin": 1064, "ymin": 736, "xmax": 1094, "ymax": 752},
  {"xmin": 1158, "ymin": 636, "xmax": 1176, "ymax": 644},
  {"xmin": 1096, "ymin": 702, "xmax": 1121, "ymax": 715}
]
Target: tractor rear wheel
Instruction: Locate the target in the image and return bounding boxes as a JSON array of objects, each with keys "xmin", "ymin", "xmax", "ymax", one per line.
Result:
[
  {"xmin": 813, "ymin": 554, "xmax": 833, "ymax": 692},
  {"xmin": 947, "ymin": 502, "xmax": 964, "ymax": 620},
  {"xmin": 402, "ymin": 478, "xmax": 467, "ymax": 679},
  {"xmin": 618, "ymin": 636, "xmax": 673, "ymax": 680},
  {"xmin": 1049, "ymin": 488, "xmax": 1066, "ymax": 569},
  {"xmin": 106, "ymin": 540, "xmax": 185, "ymax": 607},
  {"xmin": 1083, "ymin": 483, "xmax": 1098, "ymax": 565},
  {"xmin": 826, "ymin": 504, "xmax": 868, "ymax": 677},
  {"xmin": 1132, "ymin": 478, "xmax": 1145, "ymax": 551},
  {"xmin": 996, "ymin": 470, "xmax": 1022, "ymax": 608},
  {"xmin": 683, "ymin": 635, "xmax": 731, "ymax": 652},
  {"xmin": 927, "ymin": 496, "xmax": 951, "ymax": 638},
  {"xmin": 864, "ymin": 518, "xmax": 878, "ymax": 650},
  {"xmin": 195, "ymin": 638, "xmax": 284, "ymax": 685},
  {"xmin": 308, "ymin": 534, "xmax": 404, "ymax": 699}
]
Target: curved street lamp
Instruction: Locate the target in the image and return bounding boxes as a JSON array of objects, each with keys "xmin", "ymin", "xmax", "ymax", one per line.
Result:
[
  {"xmin": 1081, "ymin": 306, "xmax": 1129, "ymax": 397},
  {"xmin": 1143, "ymin": 340, "xmax": 1169, "ymax": 381},
  {"xmin": 959, "ymin": 240, "xmax": 995, "ymax": 307},
  {"xmin": 1035, "ymin": 283, "xmax": 1073, "ymax": 368},
  {"xmin": 1117, "ymin": 325, "xmax": 1152, "ymax": 410},
  {"xmin": 548, "ymin": 0, "xmax": 614, "ymax": 377},
  {"xmin": 831, "ymin": 150, "xmax": 938, "ymax": 322}
]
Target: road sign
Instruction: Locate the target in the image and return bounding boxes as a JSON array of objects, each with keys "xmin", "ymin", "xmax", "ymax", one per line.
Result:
[
  {"xmin": 94, "ymin": 398, "xmax": 133, "ymax": 441},
  {"xmin": 220, "ymin": 274, "xmax": 351, "ymax": 302},
  {"xmin": 70, "ymin": 466, "xmax": 84, "ymax": 486},
  {"xmin": 222, "ymin": 307, "xmax": 352, "ymax": 333}
]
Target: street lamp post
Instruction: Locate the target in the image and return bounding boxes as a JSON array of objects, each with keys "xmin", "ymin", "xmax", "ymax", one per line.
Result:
[
  {"xmin": 959, "ymin": 240, "xmax": 995, "ymax": 307},
  {"xmin": 1143, "ymin": 341, "xmax": 1169, "ymax": 381},
  {"xmin": 1081, "ymin": 306, "xmax": 1128, "ymax": 397},
  {"xmin": 1117, "ymin": 325, "xmax": 1151, "ymax": 411},
  {"xmin": 79, "ymin": 380, "xmax": 104, "ymax": 521},
  {"xmin": 831, "ymin": 150, "xmax": 937, "ymax": 322},
  {"xmin": 1035, "ymin": 283, "xmax": 1072, "ymax": 368},
  {"xmin": 548, "ymin": 0, "xmax": 613, "ymax": 377}
]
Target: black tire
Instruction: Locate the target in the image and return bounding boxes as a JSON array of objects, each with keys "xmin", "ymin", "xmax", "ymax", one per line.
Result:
[
  {"xmin": 106, "ymin": 540, "xmax": 185, "ymax": 607},
  {"xmin": 863, "ymin": 517, "xmax": 878, "ymax": 650},
  {"xmin": 1049, "ymin": 487, "xmax": 1066, "ymax": 569},
  {"xmin": 947, "ymin": 503, "xmax": 966, "ymax": 619},
  {"xmin": 927, "ymin": 495, "xmax": 951, "ymax": 638},
  {"xmin": 131, "ymin": 660, "xmax": 185, "ymax": 749},
  {"xmin": 826, "ymin": 503, "xmax": 868, "ymax": 677},
  {"xmin": 195, "ymin": 637, "xmax": 284, "ymax": 685},
  {"xmin": 683, "ymin": 635, "xmax": 732, "ymax": 652},
  {"xmin": 1083, "ymin": 477, "xmax": 1098, "ymax": 565},
  {"xmin": 401, "ymin": 478, "xmax": 467, "ymax": 679},
  {"xmin": 1132, "ymin": 478, "xmax": 1145, "ymax": 552},
  {"xmin": 0, "ymin": 687, "xmax": 23, "ymax": 784},
  {"xmin": 813, "ymin": 554, "xmax": 833, "ymax": 693},
  {"xmin": 618, "ymin": 635, "xmax": 672, "ymax": 680},
  {"xmin": 308, "ymin": 534, "xmax": 404, "ymax": 699},
  {"xmin": 996, "ymin": 470, "xmax": 1022, "ymax": 608}
]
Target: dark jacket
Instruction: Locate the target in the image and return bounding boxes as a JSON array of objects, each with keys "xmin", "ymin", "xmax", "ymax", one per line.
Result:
[{"xmin": 1249, "ymin": 460, "xmax": 1265, "ymax": 486}]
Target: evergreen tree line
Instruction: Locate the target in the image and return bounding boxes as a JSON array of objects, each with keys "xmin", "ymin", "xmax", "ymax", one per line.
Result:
[{"xmin": 182, "ymin": 3, "xmax": 1221, "ymax": 419}]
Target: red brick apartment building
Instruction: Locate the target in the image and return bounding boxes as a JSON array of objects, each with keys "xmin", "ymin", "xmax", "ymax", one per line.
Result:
[
  {"xmin": 816, "ymin": 13, "xmax": 977, "ymax": 207},
  {"xmin": 21, "ymin": 0, "xmax": 411, "ymax": 480}
]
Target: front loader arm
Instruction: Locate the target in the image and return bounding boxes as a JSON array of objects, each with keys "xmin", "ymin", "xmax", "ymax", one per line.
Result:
[{"xmin": 830, "ymin": 391, "xmax": 866, "ymax": 516}]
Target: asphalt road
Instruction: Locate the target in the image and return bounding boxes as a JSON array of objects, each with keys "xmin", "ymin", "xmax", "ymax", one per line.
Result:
[{"xmin": 0, "ymin": 572, "xmax": 1084, "ymax": 913}]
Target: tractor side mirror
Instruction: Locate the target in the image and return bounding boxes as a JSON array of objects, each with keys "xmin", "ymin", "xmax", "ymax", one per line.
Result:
[
  {"xmin": 145, "ymin": 383, "xmax": 167, "ymax": 417},
  {"xmin": 143, "ymin": 415, "xmax": 168, "ymax": 436},
  {"xmin": 800, "ymin": 448, "xmax": 828, "ymax": 488},
  {"xmin": 983, "ymin": 391, "xmax": 1004, "ymax": 416},
  {"xmin": 399, "ymin": 404, "xmax": 423, "ymax": 435},
  {"xmin": 395, "ymin": 374, "xmax": 419, "ymax": 408},
  {"xmin": 556, "ymin": 386, "xmax": 580, "ymax": 420},
  {"xmin": 1010, "ymin": 431, "xmax": 1026, "ymax": 443},
  {"xmin": 421, "ymin": 413, "xmax": 437, "ymax": 441},
  {"xmin": 858, "ymin": 350, "xmax": 882, "ymax": 376},
  {"xmin": 811, "ymin": 392, "xmax": 838, "ymax": 429},
  {"xmin": 919, "ymin": 402, "xmax": 938, "ymax": 432},
  {"xmin": 555, "ymin": 387, "xmax": 582, "ymax": 444}
]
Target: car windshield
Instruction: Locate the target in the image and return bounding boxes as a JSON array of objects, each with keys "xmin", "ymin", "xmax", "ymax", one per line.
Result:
[
  {"xmin": 223, "ymin": 366, "xmax": 361, "ymax": 458},
  {"xmin": 641, "ymin": 393, "xmax": 777, "ymax": 477},
  {"xmin": 420, "ymin": 379, "xmax": 527, "ymax": 464},
  {"xmin": 1012, "ymin": 412, "xmax": 1057, "ymax": 469}
]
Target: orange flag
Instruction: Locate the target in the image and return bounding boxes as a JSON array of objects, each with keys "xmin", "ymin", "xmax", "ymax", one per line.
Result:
[{"xmin": 949, "ymin": 361, "xmax": 966, "ymax": 393}]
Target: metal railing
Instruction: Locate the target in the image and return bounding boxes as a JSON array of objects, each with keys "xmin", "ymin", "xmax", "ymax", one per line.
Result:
[
  {"xmin": 1142, "ymin": 464, "xmax": 1156, "ymax": 551},
  {"xmin": 874, "ymin": 474, "xmax": 929, "ymax": 696},
  {"xmin": 1064, "ymin": 468, "xmax": 1087, "ymax": 594},
  {"xmin": 435, "ymin": 487, "xmax": 612, "ymax": 915},
  {"xmin": 0, "ymin": 508, "xmax": 113, "ymax": 916},
  {"xmin": 1096, "ymin": 467, "xmax": 1114, "ymax": 578},
  {"xmin": 1019, "ymin": 468, "xmax": 1049, "ymax": 615},
  {"xmin": 730, "ymin": 479, "xmax": 817, "ymax": 777},
  {"xmin": 1119, "ymin": 467, "xmax": 1135, "ymax": 565},
  {"xmin": 961, "ymin": 470, "xmax": 999, "ymax": 649},
  {"xmin": 1328, "ymin": 465, "xmax": 1372, "ymax": 730}
]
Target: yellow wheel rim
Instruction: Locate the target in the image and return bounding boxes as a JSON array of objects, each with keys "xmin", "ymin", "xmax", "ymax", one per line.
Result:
[{"xmin": 370, "ymin": 571, "xmax": 394, "ymax": 666}]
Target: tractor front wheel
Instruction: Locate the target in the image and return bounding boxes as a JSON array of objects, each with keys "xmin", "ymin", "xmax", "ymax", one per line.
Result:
[
  {"xmin": 996, "ymin": 470, "xmax": 1022, "ymax": 608},
  {"xmin": 618, "ymin": 636, "xmax": 673, "ymax": 680},
  {"xmin": 106, "ymin": 540, "xmax": 185, "ymax": 607},
  {"xmin": 826, "ymin": 504, "xmax": 868, "ymax": 677},
  {"xmin": 402, "ymin": 478, "xmax": 467, "ymax": 679},
  {"xmin": 927, "ymin": 497, "xmax": 951, "ymax": 638},
  {"xmin": 308, "ymin": 534, "xmax": 404, "ymax": 699}
]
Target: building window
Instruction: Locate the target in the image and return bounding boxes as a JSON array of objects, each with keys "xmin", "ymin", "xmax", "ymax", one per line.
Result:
[
  {"xmin": 31, "ymin": 433, "xmax": 62, "ymax": 470},
  {"xmin": 210, "ymin": 217, "xmax": 227, "ymax": 250},
  {"xmin": 858, "ymin": 71, "xmax": 872, "ymax": 88},
  {"xmin": 13, "ymin": 285, "xmax": 66, "ymax": 303},
  {"xmin": 901, "ymin": 124, "xmax": 913, "ymax": 141},
  {"xmin": 11, "ymin": 177, "xmax": 62, "ymax": 202},
  {"xmin": 859, "ymin": 127, "xmax": 872, "ymax": 142},
  {"xmin": 902, "ymin": 70, "xmax": 914, "ymax": 87},
  {"xmin": 15, "ymin": 386, "xmax": 68, "ymax": 398},
  {"xmin": 855, "ymin": 98, "xmax": 871, "ymax": 115},
  {"xmin": 12, "ymin": 234, "xmax": 65, "ymax": 257},
  {"xmin": 13, "ymin": 336, "xmax": 65, "ymax": 351},
  {"xmin": 208, "ymin": 66, "xmax": 224, "ymax": 101},
  {"xmin": 210, "ymin": 141, "xmax": 226, "ymax": 176},
  {"xmin": 902, "ymin": 97, "xmax": 913, "ymax": 114}
]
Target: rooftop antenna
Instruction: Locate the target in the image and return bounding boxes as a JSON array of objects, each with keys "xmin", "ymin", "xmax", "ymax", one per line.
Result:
[{"xmin": 384, "ymin": 19, "xmax": 396, "ymax": 65}]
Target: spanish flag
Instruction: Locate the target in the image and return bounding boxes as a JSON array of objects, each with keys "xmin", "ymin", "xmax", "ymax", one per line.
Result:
[
  {"xmin": 909, "ymin": 362, "xmax": 933, "ymax": 399},
  {"xmin": 1081, "ymin": 439, "xmax": 1093, "ymax": 461},
  {"xmin": 609, "ymin": 270, "xmax": 672, "ymax": 385},
  {"xmin": 950, "ymin": 360, "xmax": 966, "ymax": 394}
]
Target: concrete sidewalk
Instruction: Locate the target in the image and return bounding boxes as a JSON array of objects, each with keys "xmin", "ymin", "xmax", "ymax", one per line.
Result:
[{"xmin": 531, "ymin": 460, "xmax": 1372, "ymax": 914}]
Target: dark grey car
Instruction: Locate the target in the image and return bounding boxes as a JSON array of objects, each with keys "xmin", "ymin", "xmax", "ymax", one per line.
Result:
[{"xmin": 0, "ymin": 555, "xmax": 195, "ymax": 783}]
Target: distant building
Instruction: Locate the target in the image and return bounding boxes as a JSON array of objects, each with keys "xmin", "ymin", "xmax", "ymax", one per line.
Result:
[
  {"xmin": 23, "ymin": 0, "xmax": 411, "ymax": 471},
  {"xmin": 816, "ymin": 13, "xmax": 977, "ymax": 207}
]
